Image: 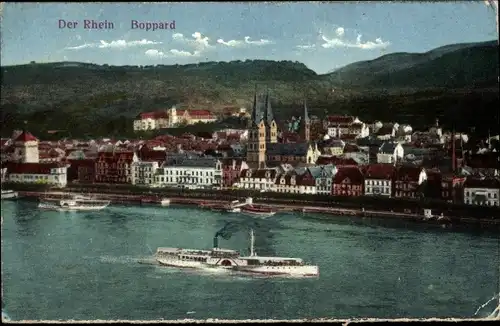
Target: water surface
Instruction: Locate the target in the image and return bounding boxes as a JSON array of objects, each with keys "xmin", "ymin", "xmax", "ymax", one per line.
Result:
[{"xmin": 1, "ymin": 200, "xmax": 498, "ymax": 320}]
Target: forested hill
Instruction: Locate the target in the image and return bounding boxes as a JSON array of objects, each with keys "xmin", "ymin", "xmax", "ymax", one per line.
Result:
[{"xmin": 1, "ymin": 40, "xmax": 498, "ymax": 138}]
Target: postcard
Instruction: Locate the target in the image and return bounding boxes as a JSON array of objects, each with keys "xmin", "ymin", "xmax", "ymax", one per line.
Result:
[{"xmin": 1, "ymin": 1, "xmax": 499, "ymax": 323}]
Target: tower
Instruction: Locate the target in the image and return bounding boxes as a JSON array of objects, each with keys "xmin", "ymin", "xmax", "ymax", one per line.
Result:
[
  {"xmin": 263, "ymin": 90, "xmax": 277, "ymax": 144},
  {"xmin": 298, "ymin": 99, "xmax": 311, "ymax": 142},
  {"xmin": 246, "ymin": 87, "xmax": 267, "ymax": 169},
  {"xmin": 14, "ymin": 130, "xmax": 39, "ymax": 163}
]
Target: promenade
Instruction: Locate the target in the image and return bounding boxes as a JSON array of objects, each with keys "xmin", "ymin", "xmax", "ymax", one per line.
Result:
[{"xmin": 16, "ymin": 190, "xmax": 500, "ymax": 230}]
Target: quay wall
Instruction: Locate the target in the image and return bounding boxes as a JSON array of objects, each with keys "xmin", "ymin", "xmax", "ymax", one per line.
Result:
[{"xmin": 5, "ymin": 182, "xmax": 500, "ymax": 227}]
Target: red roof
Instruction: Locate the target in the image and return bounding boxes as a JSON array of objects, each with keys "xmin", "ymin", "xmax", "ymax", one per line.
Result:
[
  {"xmin": 6, "ymin": 162, "xmax": 66, "ymax": 174},
  {"xmin": 464, "ymin": 178, "xmax": 500, "ymax": 189},
  {"xmin": 364, "ymin": 164, "xmax": 395, "ymax": 180},
  {"xmin": 15, "ymin": 131, "xmax": 38, "ymax": 142},
  {"xmin": 394, "ymin": 166, "xmax": 423, "ymax": 182},
  {"xmin": 67, "ymin": 158, "xmax": 95, "ymax": 167},
  {"xmin": 316, "ymin": 156, "xmax": 358, "ymax": 166},
  {"xmin": 138, "ymin": 111, "xmax": 168, "ymax": 119},
  {"xmin": 326, "ymin": 115, "xmax": 355, "ymax": 124},
  {"xmin": 188, "ymin": 109, "xmax": 214, "ymax": 118},
  {"xmin": 333, "ymin": 166, "xmax": 364, "ymax": 185},
  {"xmin": 343, "ymin": 144, "xmax": 360, "ymax": 153}
]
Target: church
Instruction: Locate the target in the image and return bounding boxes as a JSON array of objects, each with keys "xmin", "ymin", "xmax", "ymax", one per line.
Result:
[{"xmin": 245, "ymin": 90, "xmax": 321, "ymax": 169}]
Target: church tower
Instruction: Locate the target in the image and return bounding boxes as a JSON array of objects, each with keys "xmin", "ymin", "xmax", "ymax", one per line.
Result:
[
  {"xmin": 298, "ymin": 100, "xmax": 310, "ymax": 142},
  {"xmin": 14, "ymin": 130, "xmax": 40, "ymax": 163},
  {"xmin": 263, "ymin": 90, "xmax": 277, "ymax": 144},
  {"xmin": 246, "ymin": 87, "xmax": 267, "ymax": 169}
]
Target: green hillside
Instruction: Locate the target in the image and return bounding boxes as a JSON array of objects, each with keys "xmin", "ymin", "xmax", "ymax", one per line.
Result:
[{"xmin": 0, "ymin": 41, "xmax": 498, "ymax": 138}]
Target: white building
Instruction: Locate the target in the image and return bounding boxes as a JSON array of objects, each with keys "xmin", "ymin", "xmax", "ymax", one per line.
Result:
[
  {"xmin": 132, "ymin": 161, "xmax": 159, "ymax": 186},
  {"xmin": 363, "ymin": 164, "xmax": 396, "ymax": 197},
  {"xmin": 377, "ymin": 142, "xmax": 404, "ymax": 165},
  {"xmin": 308, "ymin": 165, "xmax": 337, "ymax": 195},
  {"xmin": 463, "ymin": 178, "xmax": 500, "ymax": 207},
  {"xmin": 5, "ymin": 162, "xmax": 68, "ymax": 187},
  {"xmin": 238, "ymin": 168, "xmax": 279, "ymax": 191},
  {"xmin": 154, "ymin": 156, "xmax": 222, "ymax": 189},
  {"xmin": 4, "ymin": 130, "xmax": 68, "ymax": 187},
  {"xmin": 134, "ymin": 107, "xmax": 217, "ymax": 131},
  {"xmin": 274, "ymin": 168, "xmax": 317, "ymax": 194}
]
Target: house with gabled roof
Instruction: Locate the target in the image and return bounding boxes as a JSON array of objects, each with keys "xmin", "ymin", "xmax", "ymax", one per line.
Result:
[
  {"xmin": 377, "ymin": 141, "xmax": 404, "ymax": 165},
  {"xmin": 363, "ymin": 163, "xmax": 396, "ymax": 197},
  {"xmin": 309, "ymin": 164, "xmax": 337, "ymax": 195},
  {"xmin": 238, "ymin": 168, "xmax": 279, "ymax": 192},
  {"xmin": 332, "ymin": 166, "xmax": 364, "ymax": 197}
]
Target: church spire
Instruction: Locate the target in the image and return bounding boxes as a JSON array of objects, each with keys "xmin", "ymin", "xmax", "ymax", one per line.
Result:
[
  {"xmin": 303, "ymin": 99, "xmax": 310, "ymax": 124},
  {"xmin": 249, "ymin": 84, "xmax": 259, "ymax": 127},
  {"xmin": 263, "ymin": 88, "xmax": 274, "ymax": 126}
]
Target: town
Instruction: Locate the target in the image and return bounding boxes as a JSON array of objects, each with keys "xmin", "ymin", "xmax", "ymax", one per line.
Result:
[{"xmin": 1, "ymin": 92, "xmax": 499, "ymax": 208}]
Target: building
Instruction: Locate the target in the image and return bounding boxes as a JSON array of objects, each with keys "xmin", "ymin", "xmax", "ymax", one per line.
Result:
[
  {"xmin": 66, "ymin": 159, "xmax": 95, "ymax": 184},
  {"xmin": 94, "ymin": 151, "xmax": 138, "ymax": 184},
  {"xmin": 246, "ymin": 91, "xmax": 279, "ymax": 169},
  {"xmin": 325, "ymin": 116, "xmax": 356, "ymax": 138},
  {"xmin": 154, "ymin": 156, "xmax": 222, "ymax": 189},
  {"xmin": 3, "ymin": 130, "xmax": 68, "ymax": 187},
  {"xmin": 12, "ymin": 130, "xmax": 40, "ymax": 163},
  {"xmin": 441, "ymin": 174, "xmax": 466, "ymax": 203},
  {"xmin": 377, "ymin": 142, "xmax": 404, "ymax": 164},
  {"xmin": 238, "ymin": 168, "xmax": 279, "ymax": 191},
  {"xmin": 221, "ymin": 158, "xmax": 248, "ymax": 188},
  {"xmin": 321, "ymin": 139, "xmax": 345, "ymax": 156},
  {"xmin": 133, "ymin": 107, "xmax": 217, "ymax": 131},
  {"xmin": 332, "ymin": 166, "xmax": 364, "ymax": 197},
  {"xmin": 132, "ymin": 161, "xmax": 159, "ymax": 186},
  {"xmin": 393, "ymin": 166, "xmax": 427, "ymax": 198},
  {"xmin": 309, "ymin": 164, "xmax": 337, "ymax": 195},
  {"xmin": 274, "ymin": 168, "xmax": 316, "ymax": 194},
  {"xmin": 246, "ymin": 92, "xmax": 312, "ymax": 169},
  {"xmin": 4, "ymin": 162, "xmax": 68, "ymax": 187},
  {"xmin": 266, "ymin": 143, "xmax": 320, "ymax": 167},
  {"xmin": 363, "ymin": 164, "xmax": 395, "ymax": 197},
  {"xmin": 463, "ymin": 178, "xmax": 500, "ymax": 207}
]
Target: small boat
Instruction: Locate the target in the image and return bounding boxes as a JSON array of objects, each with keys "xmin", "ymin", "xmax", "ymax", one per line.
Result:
[
  {"xmin": 241, "ymin": 205, "xmax": 276, "ymax": 218},
  {"xmin": 38, "ymin": 194, "xmax": 110, "ymax": 211},
  {"xmin": 160, "ymin": 198, "xmax": 171, "ymax": 207},
  {"xmin": 1, "ymin": 189, "xmax": 18, "ymax": 200}
]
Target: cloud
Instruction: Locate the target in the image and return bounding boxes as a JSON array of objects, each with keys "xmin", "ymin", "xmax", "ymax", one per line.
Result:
[
  {"xmin": 171, "ymin": 32, "xmax": 213, "ymax": 52},
  {"xmin": 65, "ymin": 39, "xmax": 162, "ymax": 50},
  {"xmin": 145, "ymin": 49, "xmax": 166, "ymax": 59},
  {"xmin": 244, "ymin": 36, "xmax": 273, "ymax": 46},
  {"xmin": 216, "ymin": 36, "xmax": 274, "ymax": 48},
  {"xmin": 145, "ymin": 48, "xmax": 200, "ymax": 59},
  {"xmin": 295, "ymin": 44, "xmax": 316, "ymax": 50},
  {"xmin": 321, "ymin": 29, "xmax": 390, "ymax": 50},
  {"xmin": 170, "ymin": 49, "xmax": 200, "ymax": 57},
  {"xmin": 217, "ymin": 39, "xmax": 245, "ymax": 47}
]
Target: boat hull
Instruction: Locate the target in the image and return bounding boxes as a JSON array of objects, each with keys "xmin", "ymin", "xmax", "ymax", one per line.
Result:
[
  {"xmin": 235, "ymin": 265, "xmax": 319, "ymax": 277},
  {"xmin": 38, "ymin": 203, "xmax": 109, "ymax": 211},
  {"xmin": 1, "ymin": 191, "xmax": 18, "ymax": 200},
  {"xmin": 156, "ymin": 257, "xmax": 207, "ymax": 269}
]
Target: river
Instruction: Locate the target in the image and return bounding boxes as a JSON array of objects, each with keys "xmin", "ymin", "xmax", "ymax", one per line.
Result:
[{"xmin": 1, "ymin": 200, "xmax": 499, "ymax": 321}]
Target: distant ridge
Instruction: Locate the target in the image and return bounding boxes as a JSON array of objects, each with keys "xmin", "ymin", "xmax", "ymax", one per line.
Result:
[{"xmin": 323, "ymin": 40, "xmax": 498, "ymax": 89}]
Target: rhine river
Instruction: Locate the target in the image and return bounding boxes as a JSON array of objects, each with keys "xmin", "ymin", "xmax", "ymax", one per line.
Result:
[{"xmin": 2, "ymin": 200, "xmax": 499, "ymax": 321}]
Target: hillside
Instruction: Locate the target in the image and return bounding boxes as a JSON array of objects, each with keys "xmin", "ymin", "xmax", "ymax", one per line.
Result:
[
  {"xmin": 324, "ymin": 40, "xmax": 498, "ymax": 89},
  {"xmin": 0, "ymin": 41, "xmax": 498, "ymax": 138}
]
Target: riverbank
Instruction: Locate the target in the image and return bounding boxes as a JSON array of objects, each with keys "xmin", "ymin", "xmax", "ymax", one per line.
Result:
[{"xmin": 15, "ymin": 190, "xmax": 500, "ymax": 230}]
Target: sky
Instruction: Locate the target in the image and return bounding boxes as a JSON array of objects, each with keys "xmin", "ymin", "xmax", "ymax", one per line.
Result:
[{"xmin": 1, "ymin": 2, "xmax": 498, "ymax": 74}]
